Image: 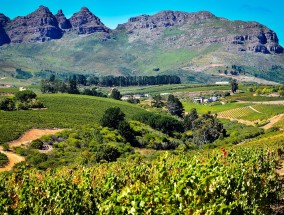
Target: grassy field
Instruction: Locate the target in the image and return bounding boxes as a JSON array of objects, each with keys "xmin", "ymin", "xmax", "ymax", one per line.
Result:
[
  {"xmin": 117, "ymin": 84, "xmax": 233, "ymax": 95},
  {"xmin": 183, "ymin": 102, "xmax": 250, "ymax": 114},
  {"xmin": 0, "ymin": 94, "xmax": 146, "ymax": 143},
  {"xmin": 230, "ymin": 92, "xmax": 284, "ymax": 101}
]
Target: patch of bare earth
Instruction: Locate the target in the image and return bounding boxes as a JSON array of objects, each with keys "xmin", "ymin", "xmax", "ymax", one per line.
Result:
[
  {"xmin": 263, "ymin": 114, "xmax": 284, "ymax": 130},
  {"xmin": 0, "ymin": 128, "xmax": 64, "ymax": 172}
]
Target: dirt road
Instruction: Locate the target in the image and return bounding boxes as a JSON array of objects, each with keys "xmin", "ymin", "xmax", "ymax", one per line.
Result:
[{"xmin": 0, "ymin": 128, "xmax": 64, "ymax": 172}]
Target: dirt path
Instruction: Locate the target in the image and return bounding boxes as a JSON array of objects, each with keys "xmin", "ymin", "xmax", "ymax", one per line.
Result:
[
  {"xmin": 0, "ymin": 149, "xmax": 25, "ymax": 172},
  {"xmin": 9, "ymin": 129, "xmax": 65, "ymax": 148},
  {"xmin": 217, "ymin": 116, "xmax": 255, "ymax": 126},
  {"xmin": 263, "ymin": 114, "xmax": 284, "ymax": 130},
  {"xmin": 0, "ymin": 128, "xmax": 64, "ymax": 172}
]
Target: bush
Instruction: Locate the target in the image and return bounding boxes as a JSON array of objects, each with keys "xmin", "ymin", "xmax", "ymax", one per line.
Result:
[
  {"xmin": 30, "ymin": 139, "xmax": 44, "ymax": 149},
  {"xmin": 0, "ymin": 152, "xmax": 8, "ymax": 167},
  {"xmin": 27, "ymin": 152, "xmax": 48, "ymax": 166},
  {"xmin": 2, "ymin": 143, "xmax": 10, "ymax": 151},
  {"xmin": 0, "ymin": 98, "xmax": 15, "ymax": 111},
  {"xmin": 93, "ymin": 145, "xmax": 121, "ymax": 162},
  {"xmin": 133, "ymin": 112, "xmax": 184, "ymax": 135},
  {"xmin": 15, "ymin": 90, "xmax": 37, "ymax": 102}
]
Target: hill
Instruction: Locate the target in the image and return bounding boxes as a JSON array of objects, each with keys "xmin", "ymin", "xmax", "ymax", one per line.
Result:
[{"xmin": 0, "ymin": 6, "xmax": 284, "ymax": 83}]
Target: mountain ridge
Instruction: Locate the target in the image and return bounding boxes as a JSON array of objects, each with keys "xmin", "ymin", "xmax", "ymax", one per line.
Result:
[{"xmin": 0, "ymin": 6, "xmax": 284, "ymax": 84}]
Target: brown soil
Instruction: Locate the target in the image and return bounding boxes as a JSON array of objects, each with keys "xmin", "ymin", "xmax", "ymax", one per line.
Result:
[
  {"xmin": 263, "ymin": 114, "xmax": 284, "ymax": 130},
  {"xmin": 0, "ymin": 128, "xmax": 64, "ymax": 172},
  {"xmin": 217, "ymin": 116, "xmax": 255, "ymax": 126},
  {"xmin": 9, "ymin": 128, "xmax": 65, "ymax": 148},
  {"xmin": 0, "ymin": 150, "xmax": 25, "ymax": 172}
]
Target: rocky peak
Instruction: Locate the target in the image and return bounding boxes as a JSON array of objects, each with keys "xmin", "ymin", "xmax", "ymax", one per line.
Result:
[
  {"xmin": 69, "ymin": 7, "xmax": 110, "ymax": 34},
  {"xmin": 5, "ymin": 5, "xmax": 62, "ymax": 43},
  {"xmin": 0, "ymin": 13, "xmax": 10, "ymax": 45},
  {"xmin": 0, "ymin": 13, "xmax": 10, "ymax": 27},
  {"xmin": 55, "ymin": 9, "xmax": 71, "ymax": 30}
]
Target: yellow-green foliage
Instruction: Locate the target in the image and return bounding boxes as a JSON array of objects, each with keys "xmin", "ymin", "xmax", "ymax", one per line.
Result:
[{"xmin": 0, "ymin": 132, "xmax": 283, "ymax": 214}]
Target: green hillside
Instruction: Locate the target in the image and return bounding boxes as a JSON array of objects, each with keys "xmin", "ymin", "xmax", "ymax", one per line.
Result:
[
  {"xmin": 1, "ymin": 17, "xmax": 284, "ymax": 84},
  {"xmin": 0, "ymin": 94, "xmax": 145, "ymax": 143}
]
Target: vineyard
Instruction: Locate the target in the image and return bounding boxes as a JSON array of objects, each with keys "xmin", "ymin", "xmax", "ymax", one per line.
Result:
[
  {"xmin": 218, "ymin": 104, "xmax": 284, "ymax": 121},
  {"xmin": 0, "ymin": 94, "xmax": 146, "ymax": 143},
  {"xmin": 0, "ymin": 132, "xmax": 283, "ymax": 214}
]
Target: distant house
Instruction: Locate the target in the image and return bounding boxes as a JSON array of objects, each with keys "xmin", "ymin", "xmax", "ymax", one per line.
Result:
[
  {"xmin": 193, "ymin": 97, "xmax": 204, "ymax": 103},
  {"xmin": 215, "ymin": 81, "xmax": 229, "ymax": 85},
  {"xmin": 19, "ymin": 87, "xmax": 26, "ymax": 91},
  {"xmin": 194, "ymin": 96, "xmax": 219, "ymax": 103},
  {"xmin": 133, "ymin": 94, "xmax": 145, "ymax": 99},
  {"xmin": 121, "ymin": 95, "xmax": 132, "ymax": 101}
]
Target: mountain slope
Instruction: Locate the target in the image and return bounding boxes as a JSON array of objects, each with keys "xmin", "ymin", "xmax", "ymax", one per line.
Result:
[{"xmin": 0, "ymin": 7, "xmax": 283, "ymax": 84}]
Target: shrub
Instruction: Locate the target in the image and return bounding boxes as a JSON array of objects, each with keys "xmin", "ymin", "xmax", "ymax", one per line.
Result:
[
  {"xmin": 30, "ymin": 139, "xmax": 44, "ymax": 150},
  {"xmin": 93, "ymin": 145, "xmax": 121, "ymax": 162},
  {"xmin": 15, "ymin": 90, "xmax": 37, "ymax": 102},
  {"xmin": 0, "ymin": 152, "xmax": 8, "ymax": 167}
]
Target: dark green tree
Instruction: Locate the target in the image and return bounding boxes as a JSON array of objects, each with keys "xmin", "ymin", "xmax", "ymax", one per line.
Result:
[
  {"xmin": 68, "ymin": 75, "xmax": 79, "ymax": 94},
  {"xmin": 184, "ymin": 108, "xmax": 198, "ymax": 130},
  {"xmin": 94, "ymin": 145, "xmax": 121, "ymax": 162},
  {"xmin": 0, "ymin": 98, "xmax": 15, "ymax": 111},
  {"xmin": 110, "ymin": 88, "xmax": 121, "ymax": 100},
  {"xmin": 15, "ymin": 90, "xmax": 37, "ymax": 102},
  {"xmin": 230, "ymin": 79, "xmax": 238, "ymax": 93},
  {"xmin": 118, "ymin": 121, "xmax": 135, "ymax": 144},
  {"xmin": 100, "ymin": 107, "xmax": 125, "ymax": 129},
  {"xmin": 192, "ymin": 113, "xmax": 226, "ymax": 149},
  {"xmin": 166, "ymin": 94, "xmax": 184, "ymax": 117},
  {"xmin": 151, "ymin": 94, "xmax": 164, "ymax": 108}
]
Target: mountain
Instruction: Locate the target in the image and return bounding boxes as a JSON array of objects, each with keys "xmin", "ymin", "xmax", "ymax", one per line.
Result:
[{"xmin": 0, "ymin": 6, "xmax": 284, "ymax": 84}]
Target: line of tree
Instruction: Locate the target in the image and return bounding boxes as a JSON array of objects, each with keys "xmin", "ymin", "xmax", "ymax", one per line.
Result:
[
  {"xmin": 41, "ymin": 74, "xmax": 181, "ymax": 89},
  {"xmin": 97, "ymin": 75, "xmax": 181, "ymax": 87}
]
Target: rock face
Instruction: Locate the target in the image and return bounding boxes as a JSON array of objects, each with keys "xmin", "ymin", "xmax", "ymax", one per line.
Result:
[
  {"xmin": 55, "ymin": 10, "xmax": 71, "ymax": 30},
  {"xmin": 118, "ymin": 11, "xmax": 283, "ymax": 54},
  {"xmin": 0, "ymin": 13, "xmax": 10, "ymax": 45},
  {"xmin": 5, "ymin": 6, "xmax": 62, "ymax": 43},
  {"xmin": 0, "ymin": 7, "xmax": 282, "ymax": 54},
  {"xmin": 69, "ymin": 7, "xmax": 110, "ymax": 34}
]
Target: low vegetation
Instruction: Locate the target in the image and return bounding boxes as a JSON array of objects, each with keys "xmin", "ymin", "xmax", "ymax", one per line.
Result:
[{"xmin": 0, "ymin": 152, "xmax": 8, "ymax": 167}]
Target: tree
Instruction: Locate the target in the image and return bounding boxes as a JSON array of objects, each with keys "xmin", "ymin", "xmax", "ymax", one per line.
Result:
[
  {"xmin": 94, "ymin": 145, "xmax": 121, "ymax": 162},
  {"xmin": 184, "ymin": 108, "xmax": 198, "ymax": 130},
  {"xmin": 151, "ymin": 94, "xmax": 164, "ymax": 108},
  {"xmin": 15, "ymin": 90, "xmax": 37, "ymax": 102},
  {"xmin": 30, "ymin": 139, "xmax": 44, "ymax": 149},
  {"xmin": 0, "ymin": 98, "xmax": 15, "ymax": 111},
  {"xmin": 110, "ymin": 88, "xmax": 121, "ymax": 100},
  {"xmin": 100, "ymin": 107, "xmax": 125, "ymax": 129},
  {"xmin": 118, "ymin": 121, "xmax": 135, "ymax": 144},
  {"xmin": 230, "ymin": 79, "xmax": 238, "ymax": 93},
  {"xmin": 166, "ymin": 94, "xmax": 184, "ymax": 117},
  {"xmin": 192, "ymin": 112, "xmax": 226, "ymax": 149},
  {"xmin": 67, "ymin": 75, "xmax": 79, "ymax": 94}
]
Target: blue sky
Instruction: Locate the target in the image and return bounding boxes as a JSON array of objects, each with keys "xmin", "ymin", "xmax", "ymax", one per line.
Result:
[{"xmin": 1, "ymin": 0, "xmax": 283, "ymax": 45}]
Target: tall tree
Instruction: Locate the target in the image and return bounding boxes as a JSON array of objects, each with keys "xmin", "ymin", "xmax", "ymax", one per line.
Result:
[
  {"xmin": 230, "ymin": 79, "xmax": 238, "ymax": 93},
  {"xmin": 110, "ymin": 88, "xmax": 121, "ymax": 100},
  {"xmin": 166, "ymin": 94, "xmax": 184, "ymax": 117},
  {"xmin": 184, "ymin": 108, "xmax": 198, "ymax": 130},
  {"xmin": 100, "ymin": 107, "xmax": 125, "ymax": 129}
]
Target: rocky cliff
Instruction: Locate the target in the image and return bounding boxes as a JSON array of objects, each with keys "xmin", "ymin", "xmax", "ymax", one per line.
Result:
[
  {"xmin": 5, "ymin": 6, "xmax": 62, "ymax": 43},
  {"xmin": 0, "ymin": 13, "xmax": 10, "ymax": 45},
  {"xmin": 0, "ymin": 7, "xmax": 282, "ymax": 54},
  {"xmin": 55, "ymin": 10, "xmax": 71, "ymax": 30},
  {"xmin": 69, "ymin": 7, "xmax": 110, "ymax": 34},
  {"xmin": 118, "ymin": 10, "xmax": 283, "ymax": 54}
]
